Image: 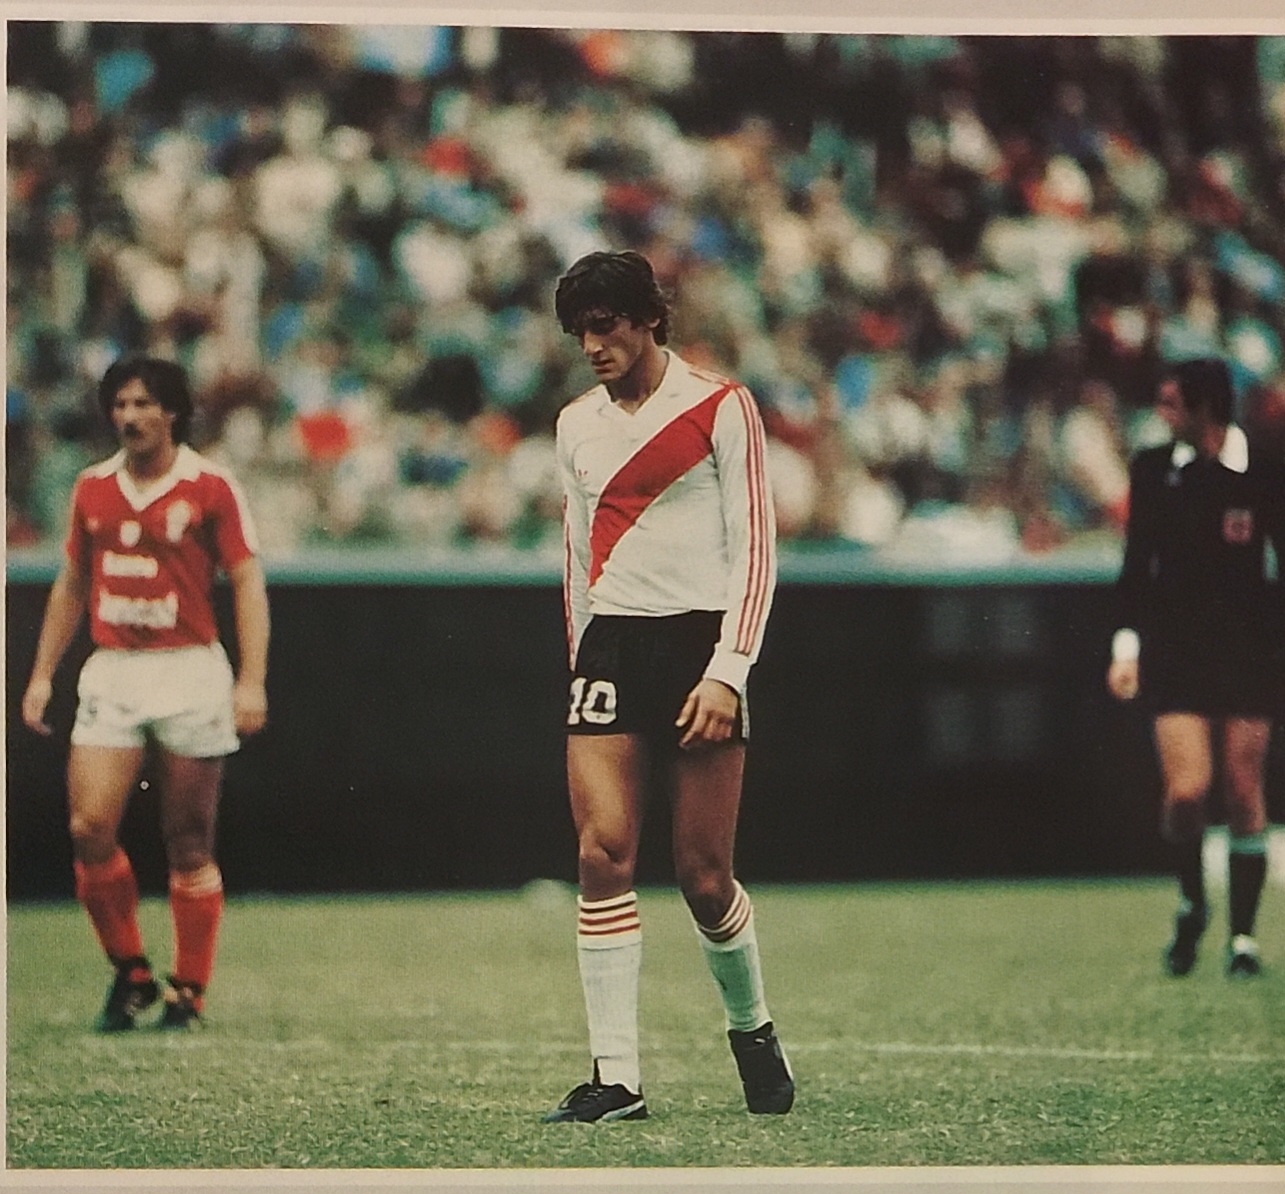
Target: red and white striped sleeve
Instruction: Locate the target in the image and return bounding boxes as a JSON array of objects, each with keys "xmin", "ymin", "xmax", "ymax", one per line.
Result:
[{"xmin": 705, "ymin": 383, "xmax": 776, "ymax": 694}]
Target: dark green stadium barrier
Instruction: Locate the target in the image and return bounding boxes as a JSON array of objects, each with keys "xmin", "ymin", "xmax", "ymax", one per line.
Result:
[{"xmin": 7, "ymin": 547, "xmax": 1281, "ymax": 898}]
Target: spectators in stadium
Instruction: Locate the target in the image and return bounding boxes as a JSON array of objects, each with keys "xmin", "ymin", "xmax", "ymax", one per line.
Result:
[{"xmin": 7, "ymin": 26, "xmax": 1285, "ymax": 561}]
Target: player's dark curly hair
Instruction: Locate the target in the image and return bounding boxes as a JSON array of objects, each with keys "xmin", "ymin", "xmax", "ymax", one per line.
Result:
[
  {"xmin": 1169, "ymin": 357, "xmax": 1235, "ymax": 426},
  {"xmin": 97, "ymin": 355, "xmax": 193, "ymax": 444},
  {"xmin": 554, "ymin": 250, "xmax": 671, "ymax": 345}
]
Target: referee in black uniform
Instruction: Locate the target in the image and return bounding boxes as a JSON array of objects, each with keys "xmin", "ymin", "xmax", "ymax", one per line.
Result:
[{"xmin": 1107, "ymin": 356, "xmax": 1284, "ymax": 977}]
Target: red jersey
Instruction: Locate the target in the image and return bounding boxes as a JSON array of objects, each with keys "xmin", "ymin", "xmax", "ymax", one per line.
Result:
[{"xmin": 65, "ymin": 445, "xmax": 259, "ymax": 650}]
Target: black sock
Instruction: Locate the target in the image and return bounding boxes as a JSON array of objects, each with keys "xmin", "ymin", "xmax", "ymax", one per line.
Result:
[
  {"xmin": 1228, "ymin": 844, "xmax": 1268, "ymax": 938},
  {"xmin": 1174, "ymin": 837, "xmax": 1206, "ymax": 912}
]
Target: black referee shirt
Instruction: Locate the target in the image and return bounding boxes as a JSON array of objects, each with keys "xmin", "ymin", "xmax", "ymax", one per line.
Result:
[{"xmin": 1117, "ymin": 430, "xmax": 1285, "ymax": 656}]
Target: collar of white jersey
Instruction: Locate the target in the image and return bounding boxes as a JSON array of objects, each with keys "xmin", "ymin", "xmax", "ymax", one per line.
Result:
[
  {"xmin": 98, "ymin": 443, "xmax": 204, "ymax": 510},
  {"xmin": 1169, "ymin": 423, "xmax": 1249, "ymax": 474},
  {"xmin": 600, "ymin": 349, "xmax": 676, "ymax": 412}
]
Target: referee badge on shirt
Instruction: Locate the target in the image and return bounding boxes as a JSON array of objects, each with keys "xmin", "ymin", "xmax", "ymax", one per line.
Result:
[{"xmin": 1222, "ymin": 508, "xmax": 1254, "ymax": 544}]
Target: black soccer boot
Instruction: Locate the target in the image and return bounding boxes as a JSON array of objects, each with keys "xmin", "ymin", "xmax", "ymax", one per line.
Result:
[
  {"xmin": 158, "ymin": 976, "xmax": 204, "ymax": 1030},
  {"xmin": 1226, "ymin": 935, "xmax": 1263, "ymax": 979},
  {"xmin": 542, "ymin": 1063, "xmax": 647, "ymax": 1123},
  {"xmin": 96, "ymin": 956, "xmax": 160, "ymax": 1033},
  {"xmin": 1163, "ymin": 901, "xmax": 1208, "ymax": 977},
  {"xmin": 728, "ymin": 1021, "xmax": 795, "ymax": 1114}
]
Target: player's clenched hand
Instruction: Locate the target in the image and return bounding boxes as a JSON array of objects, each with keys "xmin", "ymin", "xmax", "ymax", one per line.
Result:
[
  {"xmin": 21, "ymin": 677, "xmax": 54, "ymax": 736},
  {"xmin": 233, "ymin": 679, "xmax": 268, "ymax": 736},
  {"xmin": 676, "ymin": 678, "xmax": 739, "ymax": 749},
  {"xmin": 1107, "ymin": 659, "xmax": 1139, "ymax": 702}
]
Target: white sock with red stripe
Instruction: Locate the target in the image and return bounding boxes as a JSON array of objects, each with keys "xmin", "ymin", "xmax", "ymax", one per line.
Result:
[
  {"xmin": 695, "ymin": 881, "xmax": 770, "ymax": 1032},
  {"xmin": 576, "ymin": 891, "xmax": 642, "ymax": 1093}
]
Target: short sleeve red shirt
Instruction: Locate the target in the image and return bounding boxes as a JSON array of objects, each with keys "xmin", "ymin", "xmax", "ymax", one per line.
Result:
[{"xmin": 65, "ymin": 445, "xmax": 259, "ymax": 650}]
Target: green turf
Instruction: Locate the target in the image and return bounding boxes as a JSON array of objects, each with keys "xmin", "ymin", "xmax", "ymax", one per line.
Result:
[{"xmin": 6, "ymin": 880, "xmax": 1284, "ymax": 1169}]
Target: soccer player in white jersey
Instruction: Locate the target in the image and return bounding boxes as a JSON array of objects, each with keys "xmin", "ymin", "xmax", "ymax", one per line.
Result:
[
  {"xmin": 22, "ymin": 356, "xmax": 270, "ymax": 1031},
  {"xmin": 542, "ymin": 250, "xmax": 793, "ymax": 1123}
]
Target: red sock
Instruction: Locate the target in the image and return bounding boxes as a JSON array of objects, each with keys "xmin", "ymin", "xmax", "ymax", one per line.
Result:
[
  {"xmin": 169, "ymin": 863, "xmax": 223, "ymax": 1004},
  {"xmin": 74, "ymin": 848, "xmax": 146, "ymax": 967}
]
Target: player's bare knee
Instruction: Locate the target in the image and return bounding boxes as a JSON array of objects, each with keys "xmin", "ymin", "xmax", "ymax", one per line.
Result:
[
  {"xmin": 67, "ymin": 814, "xmax": 117, "ymax": 862},
  {"xmin": 162, "ymin": 816, "xmax": 215, "ymax": 869},
  {"xmin": 165, "ymin": 837, "xmax": 214, "ymax": 874},
  {"xmin": 681, "ymin": 889, "xmax": 728, "ymax": 929},
  {"xmin": 1162, "ymin": 770, "xmax": 1209, "ymax": 806},
  {"xmin": 676, "ymin": 868, "xmax": 733, "ymax": 927},
  {"xmin": 577, "ymin": 836, "xmax": 634, "ymax": 889}
]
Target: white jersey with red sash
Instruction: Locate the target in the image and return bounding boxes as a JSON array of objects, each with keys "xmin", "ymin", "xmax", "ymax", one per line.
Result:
[
  {"xmin": 66, "ymin": 444, "xmax": 259, "ymax": 651},
  {"xmin": 557, "ymin": 351, "xmax": 776, "ymax": 694}
]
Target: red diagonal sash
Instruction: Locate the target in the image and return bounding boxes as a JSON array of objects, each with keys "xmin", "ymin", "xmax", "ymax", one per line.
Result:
[{"xmin": 588, "ymin": 385, "xmax": 733, "ymax": 587}]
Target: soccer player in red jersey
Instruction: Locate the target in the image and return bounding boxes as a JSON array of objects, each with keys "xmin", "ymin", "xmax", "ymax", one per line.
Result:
[
  {"xmin": 542, "ymin": 251, "xmax": 793, "ymax": 1123},
  {"xmin": 1108, "ymin": 357, "xmax": 1285, "ymax": 979},
  {"xmin": 21, "ymin": 356, "xmax": 270, "ymax": 1030}
]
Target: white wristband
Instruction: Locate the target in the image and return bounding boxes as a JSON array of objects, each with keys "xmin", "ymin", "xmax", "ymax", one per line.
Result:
[{"xmin": 1111, "ymin": 628, "xmax": 1140, "ymax": 663}]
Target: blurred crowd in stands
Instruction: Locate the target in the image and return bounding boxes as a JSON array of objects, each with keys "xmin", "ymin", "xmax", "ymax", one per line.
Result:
[{"xmin": 8, "ymin": 24, "xmax": 1285, "ymax": 561}]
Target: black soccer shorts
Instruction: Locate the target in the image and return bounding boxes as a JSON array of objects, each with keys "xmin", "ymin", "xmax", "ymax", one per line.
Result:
[
  {"xmin": 1144, "ymin": 640, "xmax": 1283, "ymax": 718},
  {"xmin": 567, "ymin": 611, "xmax": 746, "ymax": 745}
]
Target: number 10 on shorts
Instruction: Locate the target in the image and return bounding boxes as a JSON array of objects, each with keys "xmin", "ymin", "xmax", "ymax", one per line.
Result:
[{"xmin": 568, "ymin": 677, "xmax": 619, "ymax": 726}]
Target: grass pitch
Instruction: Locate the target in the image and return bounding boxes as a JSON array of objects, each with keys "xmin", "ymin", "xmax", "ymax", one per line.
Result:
[{"xmin": 6, "ymin": 879, "xmax": 1284, "ymax": 1170}]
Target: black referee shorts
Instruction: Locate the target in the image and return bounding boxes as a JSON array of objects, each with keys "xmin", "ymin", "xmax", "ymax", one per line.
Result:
[
  {"xmin": 567, "ymin": 611, "xmax": 746, "ymax": 746},
  {"xmin": 1144, "ymin": 640, "xmax": 1282, "ymax": 718}
]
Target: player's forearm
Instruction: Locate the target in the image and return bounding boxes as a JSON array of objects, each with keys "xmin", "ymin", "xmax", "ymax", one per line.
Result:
[
  {"xmin": 565, "ymin": 560, "xmax": 590, "ymax": 662},
  {"xmin": 713, "ymin": 391, "xmax": 777, "ymax": 682},
  {"xmin": 561, "ymin": 490, "xmax": 592, "ymax": 666},
  {"xmin": 229, "ymin": 560, "xmax": 270, "ymax": 685},
  {"xmin": 566, "ymin": 598, "xmax": 589, "ymax": 668},
  {"xmin": 29, "ymin": 568, "xmax": 88, "ymax": 684},
  {"xmin": 1114, "ymin": 461, "xmax": 1157, "ymax": 631},
  {"xmin": 708, "ymin": 553, "xmax": 776, "ymax": 695},
  {"xmin": 1114, "ymin": 518, "xmax": 1152, "ymax": 634}
]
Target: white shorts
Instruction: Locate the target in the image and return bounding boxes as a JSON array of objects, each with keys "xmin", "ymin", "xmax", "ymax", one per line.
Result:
[{"xmin": 71, "ymin": 643, "xmax": 239, "ymax": 757}]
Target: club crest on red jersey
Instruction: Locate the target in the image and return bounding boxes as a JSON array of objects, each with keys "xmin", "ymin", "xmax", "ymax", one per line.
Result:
[
  {"xmin": 166, "ymin": 500, "xmax": 194, "ymax": 543},
  {"xmin": 1222, "ymin": 508, "xmax": 1254, "ymax": 544}
]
